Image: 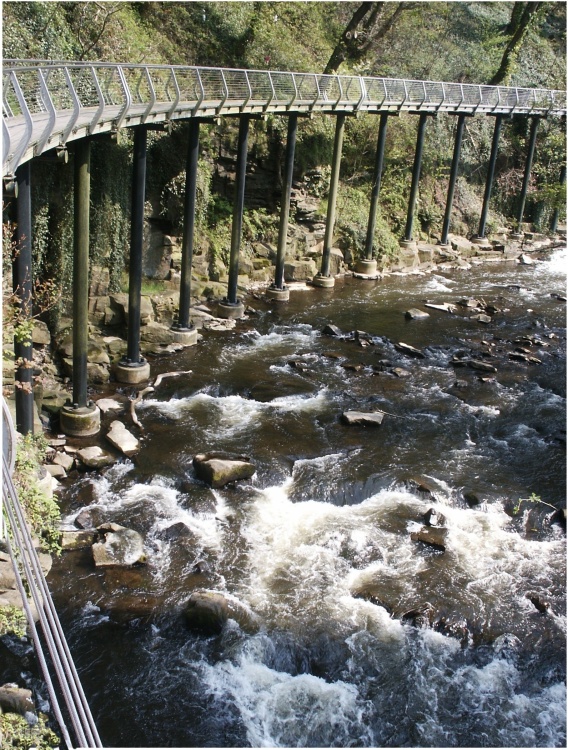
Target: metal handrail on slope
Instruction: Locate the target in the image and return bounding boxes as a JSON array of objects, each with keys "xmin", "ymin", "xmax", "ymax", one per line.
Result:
[
  {"xmin": 2, "ymin": 438, "xmax": 103, "ymax": 748},
  {"xmin": 3, "ymin": 60, "xmax": 566, "ymax": 178}
]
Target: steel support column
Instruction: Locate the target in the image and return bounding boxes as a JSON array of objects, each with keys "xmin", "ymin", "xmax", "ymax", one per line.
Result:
[
  {"xmin": 476, "ymin": 114, "xmax": 504, "ymax": 240},
  {"xmin": 314, "ymin": 113, "xmax": 345, "ymax": 287},
  {"xmin": 364, "ymin": 112, "xmax": 389, "ymax": 259},
  {"xmin": 550, "ymin": 164, "xmax": 566, "ymax": 234},
  {"xmin": 14, "ymin": 161, "xmax": 34, "ymax": 435},
  {"xmin": 273, "ymin": 113, "xmax": 298, "ymax": 291},
  {"xmin": 126, "ymin": 127, "xmax": 146, "ymax": 363},
  {"xmin": 514, "ymin": 116, "xmax": 539, "ymax": 234},
  {"xmin": 224, "ymin": 115, "xmax": 250, "ymax": 310},
  {"xmin": 60, "ymin": 141, "xmax": 101, "ymax": 436},
  {"xmin": 403, "ymin": 112, "xmax": 428, "ymax": 243},
  {"xmin": 72, "ymin": 139, "xmax": 90, "ymax": 408},
  {"xmin": 440, "ymin": 113, "xmax": 466, "ymax": 246},
  {"xmin": 175, "ymin": 119, "xmax": 200, "ymax": 330}
]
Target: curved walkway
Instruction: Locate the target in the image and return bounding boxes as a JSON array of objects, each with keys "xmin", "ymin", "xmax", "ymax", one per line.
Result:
[{"xmin": 3, "ymin": 59, "xmax": 566, "ymax": 177}]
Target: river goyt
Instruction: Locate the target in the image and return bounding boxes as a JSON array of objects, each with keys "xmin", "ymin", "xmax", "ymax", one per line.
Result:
[{"xmin": 49, "ymin": 247, "xmax": 566, "ymax": 748}]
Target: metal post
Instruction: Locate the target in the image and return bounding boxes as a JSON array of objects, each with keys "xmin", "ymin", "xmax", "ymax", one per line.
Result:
[
  {"xmin": 273, "ymin": 113, "xmax": 298, "ymax": 291},
  {"xmin": 225, "ymin": 115, "xmax": 249, "ymax": 308},
  {"xmin": 550, "ymin": 164, "xmax": 566, "ymax": 234},
  {"xmin": 476, "ymin": 114, "xmax": 504, "ymax": 240},
  {"xmin": 175, "ymin": 119, "xmax": 200, "ymax": 330},
  {"xmin": 72, "ymin": 139, "xmax": 90, "ymax": 408},
  {"xmin": 515, "ymin": 116, "xmax": 539, "ymax": 234},
  {"xmin": 314, "ymin": 113, "xmax": 345, "ymax": 287},
  {"xmin": 364, "ymin": 112, "xmax": 389, "ymax": 259},
  {"xmin": 14, "ymin": 161, "xmax": 34, "ymax": 435},
  {"xmin": 440, "ymin": 113, "xmax": 466, "ymax": 246},
  {"xmin": 403, "ymin": 112, "xmax": 428, "ymax": 243},
  {"xmin": 126, "ymin": 126, "xmax": 146, "ymax": 364}
]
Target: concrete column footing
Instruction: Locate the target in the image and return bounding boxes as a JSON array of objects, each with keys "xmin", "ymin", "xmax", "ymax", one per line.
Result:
[
  {"xmin": 60, "ymin": 403, "xmax": 101, "ymax": 437},
  {"xmin": 436, "ymin": 242, "xmax": 452, "ymax": 250},
  {"xmin": 509, "ymin": 233, "xmax": 524, "ymax": 241},
  {"xmin": 471, "ymin": 236, "xmax": 490, "ymax": 246},
  {"xmin": 355, "ymin": 259, "xmax": 377, "ymax": 275},
  {"xmin": 312, "ymin": 274, "xmax": 335, "ymax": 289},
  {"xmin": 218, "ymin": 300, "xmax": 245, "ymax": 319},
  {"xmin": 114, "ymin": 360, "xmax": 151, "ymax": 384},
  {"xmin": 265, "ymin": 287, "xmax": 290, "ymax": 302},
  {"xmin": 399, "ymin": 239, "xmax": 417, "ymax": 250},
  {"xmin": 171, "ymin": 327, "xmax": 198, "ymax": 345}
]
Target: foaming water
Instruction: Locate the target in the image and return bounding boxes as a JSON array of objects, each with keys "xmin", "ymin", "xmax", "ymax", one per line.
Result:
[{"xmin": 50, "ymin": 250, "xmax": 566, "ymax": 748}]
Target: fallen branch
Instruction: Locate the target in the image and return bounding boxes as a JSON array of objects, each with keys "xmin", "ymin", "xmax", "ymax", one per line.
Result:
[{"xmin": 130, "ymin": 370, "xmax": 192, "ymax": 429}]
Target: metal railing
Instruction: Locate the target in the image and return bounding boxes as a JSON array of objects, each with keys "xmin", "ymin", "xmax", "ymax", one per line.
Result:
[
  {"xmin": 3, "ymin": 59, "xmax": 566, "ymax": 178},
  {"xmin": 2, "ymin": 399, "xmax": 102, "ymax": 748}
]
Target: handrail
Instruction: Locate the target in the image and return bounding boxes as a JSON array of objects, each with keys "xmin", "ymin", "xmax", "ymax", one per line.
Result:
[{"xmin": 3, "ymin": 59, "xmax": 566, "ymax": 177}]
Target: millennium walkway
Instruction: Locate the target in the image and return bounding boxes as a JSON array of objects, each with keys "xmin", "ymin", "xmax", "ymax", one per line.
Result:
[{"xmin": 3, "ymin": 60, "xmax": 566, "ymax": 176}]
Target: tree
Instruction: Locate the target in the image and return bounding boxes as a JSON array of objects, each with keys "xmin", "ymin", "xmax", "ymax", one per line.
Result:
[
  {"xmin": 489, "ymin": 2, "xmax": 547, "ymax": 86},
  {"xmin": 323, "ymin": 1, "xmax": 415, "ymax": 75}
]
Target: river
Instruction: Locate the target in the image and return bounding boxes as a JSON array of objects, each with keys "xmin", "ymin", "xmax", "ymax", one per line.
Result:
[{"xmin": 49, "ymin": 247, "xmax": 566, "ymax": 748}]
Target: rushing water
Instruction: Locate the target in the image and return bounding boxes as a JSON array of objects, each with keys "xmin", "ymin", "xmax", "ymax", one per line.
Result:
[{"xmin": 49, "ymin": 249, "xmax": 566, "ymax": 748}]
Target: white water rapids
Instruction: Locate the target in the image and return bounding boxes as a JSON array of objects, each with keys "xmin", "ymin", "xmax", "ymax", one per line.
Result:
[{"xmin": 53, "ymin": 247, "xmax": 566, "ymax": 747}]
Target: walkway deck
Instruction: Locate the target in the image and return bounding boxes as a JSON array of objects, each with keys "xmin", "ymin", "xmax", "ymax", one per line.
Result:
[{"xmin": 3, "ymin": 60, "xmax": 566, "ymax": 177}]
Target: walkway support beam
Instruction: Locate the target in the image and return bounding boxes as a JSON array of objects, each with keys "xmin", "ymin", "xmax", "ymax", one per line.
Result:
[
  {"xmin": 14, "ymin": 161, "xmax": 34, "ymax": 435},
  {"xmin": 72, "ymin": 139, "xmax": 90, "ymax": 408},
  {"xmin": 172, "ymin": 118, "xmax": 200, "ymax": 342},
  {"xmin": 515, "ymin": 116, "xmax": 539, "ymax": 234},
  {"xmin": 314, "ymin": 113, "xmax": 346, "ymax": 288},
  {"xmin": 220, "ymin": 115, "xmax": 250, "ymax": 318},
  {"xmin": 272, "ymin": 113, "xmax": 298, "ymax": 294},
  {"xmin": 127, "ymin": 126, "xmax": 147, "ymax": 364},
  {"xmin": 476, "ymin": 114, "xmax": 504, "ymax": 240},
  {"xmin": 365, "ymin": 112, "xmax": 389, "ymax": 259},
  {"xmin": 115, "ymin": 126, "xmax": 151, "ymax": 382},
  {"xmin": 403, "ymin": 112, "xmax": 429, "ymax": 243},
  {"xmin": 440, "ymin": 113, "xmax": 467, "ymax": 246},
  {"xmin": 60, "ymin": 140, "xmax": 101, "ymax": 436}
]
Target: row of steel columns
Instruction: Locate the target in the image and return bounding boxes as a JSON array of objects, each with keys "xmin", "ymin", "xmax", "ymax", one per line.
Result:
[{"xmin": 11, "ymin": 110, "xmax": 561, "ymax": 436}]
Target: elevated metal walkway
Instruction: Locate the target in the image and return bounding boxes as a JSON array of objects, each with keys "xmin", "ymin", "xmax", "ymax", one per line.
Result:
[{"xmin": 3, "ymin": 59, "xmax": 566, "ymax": 177}]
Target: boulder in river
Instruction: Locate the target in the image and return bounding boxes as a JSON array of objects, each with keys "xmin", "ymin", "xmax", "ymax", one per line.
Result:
[
  {"xmin": 404, "ymin": 308, "xmax": 430, "ymax": 320},
  {"xmin": 92, "ymin": 523, "xmax": 147, "ymax": 567},
  {"xmin": 410, "ymin": 526, "xmax": 448, "ymax": 551},
  {"xmin": 106, "ymin": 421, "xmax": 139, "ymax": 456},
  {"xmin": 423, "ymin": 508, "xmax": 446, "ymax": 527},
  {"xmin": 341, "ymin": 411, "xmax": 384, "ymax": 427},
  {"xmin": 76, "ymin": 446, "xmax": 115, "ymax": 470},
  {"xmin": 193, "ymin": 452, "xmax": 256, "ymax": 488},
  {"xmin": 322, "ymin": 323, "xmax": 343, "ymax": 337},
  {"xmin": 184, "ymin": 590, "xmax": 260, "ymax": 634},
  {"xmin": 401, "ymin": 602, "xmax": 435, "ymax": 628},
  {"xmin": 394, "ymin": 342, "xmax": 426, "ymax": 358}
]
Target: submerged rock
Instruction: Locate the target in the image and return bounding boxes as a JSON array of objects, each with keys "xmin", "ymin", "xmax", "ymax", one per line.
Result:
[
  {"xmin": 92, "ymin": 524, "xmax": 147, "ymax": 567},
  {"xmin": 193, "ymin": 452, "xmax": 256, "ymax": 488},
  {"xmin": 525, "ymin": 592, "xmax": 550, "ymax": 614},
  {"xmin": 405, "ymin": 308, "xmax": 430, "ymax": 320},
  {"xmin": 395, "ymin": 341, "xmax": 426, "ymax": 358},
  {"xmin": 341, "ymin": 410, "xmax": 384, "ymax": 427},
  {"xmin": 322, "ymin": 323, "xmax": 343, "ymax": 337},
  {"xmin": 184, "ymin": 590, "xmax": 260, "ymax": 634},
  {"xmin": 410, "ymin": 526, "xmax": 448, "ymax": 551},
  {"xmin": 401, "ymin": 602, "xmax": 435, "ymax": 628}
]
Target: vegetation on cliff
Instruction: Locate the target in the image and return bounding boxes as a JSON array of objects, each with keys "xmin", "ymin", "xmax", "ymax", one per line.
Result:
[{"xmin": 2, "ymin": 2, "xmax": 566, "ymax": 322}]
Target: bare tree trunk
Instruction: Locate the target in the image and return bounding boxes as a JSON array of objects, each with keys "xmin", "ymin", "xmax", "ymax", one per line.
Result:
[
  {"xmin": 324, "ymin": 2, "xmax": 376, "ymax": 75},
  {"xmin": 489, "ymin": 2, "xmax": 545, "ymax": 86}
]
